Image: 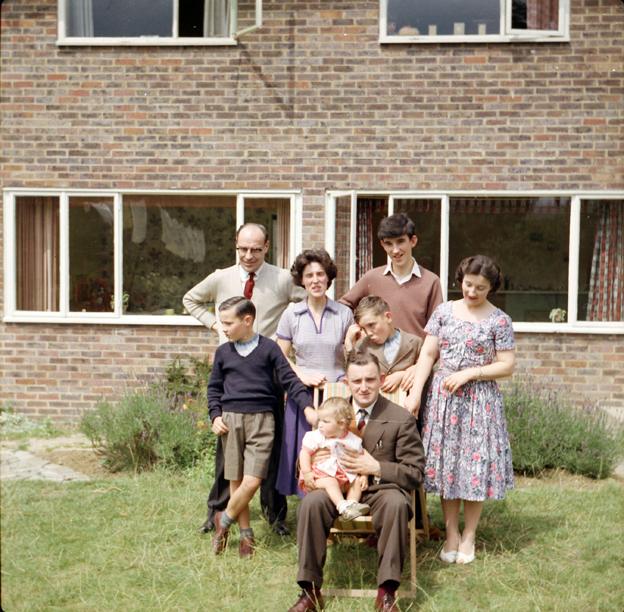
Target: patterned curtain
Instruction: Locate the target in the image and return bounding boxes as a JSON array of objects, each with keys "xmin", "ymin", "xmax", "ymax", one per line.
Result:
[
  {"xmin": 16, "ymin": 197, "xmax": 60, "ymax": 311},
  {"xmin": 355, "ymin": 200, "xmax": 376, "ymax": 280},
  {"xmin": 586, "ymin": 202, "xmax": 624, "ymax": 321}
]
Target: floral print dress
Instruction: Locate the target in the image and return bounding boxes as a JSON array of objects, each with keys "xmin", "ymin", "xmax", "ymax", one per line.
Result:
[{"xmin": 422, "ymin": 301, "xmax": 515, "ymax": 501}]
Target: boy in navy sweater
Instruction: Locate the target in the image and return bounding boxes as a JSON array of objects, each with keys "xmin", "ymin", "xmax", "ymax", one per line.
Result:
[{"xmin": 208, "ymin": 296, "xmax": 315, "ymax": 558}]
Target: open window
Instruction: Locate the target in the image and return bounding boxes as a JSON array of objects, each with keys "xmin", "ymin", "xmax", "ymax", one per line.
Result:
[
  {"xmin": 381, "ymin": 0, "xmax": 569, "ymax": 43},
  {"xmin": 58, "ymin": 0, "xmax": 262, "ymax": 46}
]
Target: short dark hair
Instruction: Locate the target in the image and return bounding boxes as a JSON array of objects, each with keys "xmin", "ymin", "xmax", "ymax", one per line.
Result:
[
  {"xmin": 236, "ymin": 223, "xmax": 269, "ymax": 243},
  {"xmin": 377, "ymin": 213, "xmax": 417, "ymax": 240},
  {"xmin": 455, "ymin": 255, "xmax": 502, "ymax": 294},
  {"xmin": 354, "ymin": 295, "xmax": 390, "ymax": 322},
  {"xmin": 345, "ymin": 349, "xmax": 381, "ymax": 373},
  {"xmin": 218, "ymin": 296, "xmax": 257, "ymax": 319},
  {"xmin": 290, "ymin": 249, "xmax": 338, "ymax": 289}
]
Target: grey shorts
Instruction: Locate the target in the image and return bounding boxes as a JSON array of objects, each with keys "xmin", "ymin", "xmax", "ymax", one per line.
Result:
[{"xmin": 221, "ymin": 411, "xmax": 275, "ymax": 481}]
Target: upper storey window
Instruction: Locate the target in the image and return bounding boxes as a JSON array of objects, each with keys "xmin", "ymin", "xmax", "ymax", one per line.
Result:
[
  {"xmin": 58, "ymin": 0, "xmax": 262, "ymax": 46},
  {"xmin": 380, "ymin": 0, "xmax": 569, "ymax": 43}
]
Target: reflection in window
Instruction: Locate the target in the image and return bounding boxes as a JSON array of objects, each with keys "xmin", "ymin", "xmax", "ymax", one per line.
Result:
[
  {"xmin": 123, "ymin": 195, "xmax": 237, "ymax": 315},
  {"xmin": 65, "ymin": 0, "xmax": 230, "ymax": 38},
  {"xmin": 449, "ymin": 198, "xmax": 570, "ymax": 322},
  {"xmin": 578, "ymin": 200, "xmax": 623, "ymax": 322},
  {"xmin": 387, "ymin": 0, "xmax": 499, "ymax": 36},
  {"xmin": 15, "ymin": 196, "xmax": 60, "ymax": 311},
  {"xmin": 69, "ymin": 197, "xmax": 115, "ymax": 312},
  {"xmin": 244, "ymin": 198, "xmax": 291, "ymax": 269},
  {"xmin": 394, "ymin": 199, "xmax": 441, "ymax": 276}
]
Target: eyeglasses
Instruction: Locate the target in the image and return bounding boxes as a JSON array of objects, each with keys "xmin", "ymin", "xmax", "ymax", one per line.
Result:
[{"xmin": 236, "ymin": 246, "xmax": 265, "ymax": 255}]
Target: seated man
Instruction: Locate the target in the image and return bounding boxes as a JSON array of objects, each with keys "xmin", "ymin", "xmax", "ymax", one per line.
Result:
[{"xmin": 288, "ymin": 351, "xmax": 425, "ymax": 612}]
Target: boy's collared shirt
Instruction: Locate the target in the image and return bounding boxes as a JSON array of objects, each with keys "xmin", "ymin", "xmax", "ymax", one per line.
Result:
[
  {"xmin": 383, "ymin": 258, "xmax": 422, "ymax": 285},
  {"xmin": 234, "ymin": 333, "xmax": 260, "ymax": 356},
  {"xmin": 383, "ymin": 329, "xmax": 401, "ymax": 365}
]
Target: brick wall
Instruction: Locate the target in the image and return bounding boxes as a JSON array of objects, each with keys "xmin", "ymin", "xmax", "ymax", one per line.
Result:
[{"xmin": 1, "ymin": 0, "xmax": 623, "ymax": 419}]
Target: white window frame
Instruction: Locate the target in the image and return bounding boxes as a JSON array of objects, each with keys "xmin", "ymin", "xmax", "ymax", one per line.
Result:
[
  {"xmin": 380, "ymin": 0, "xmax": 570, "ymax": 44},
  {"xmin": 326, "ymin": 189, "xmax": 624, "ymax": 334},
  {"xmin": 3, "ymin": 188, "xmax": 300, "ymax": 325},
  {"xmin": 57, "ymin": 0, "xmax": 262, "ymax": 46}
]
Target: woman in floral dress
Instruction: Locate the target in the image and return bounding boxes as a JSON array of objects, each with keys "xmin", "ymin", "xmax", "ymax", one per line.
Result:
[{"xmin": 406, "ymin": 255, "xmax": 515, "ymax": 565}]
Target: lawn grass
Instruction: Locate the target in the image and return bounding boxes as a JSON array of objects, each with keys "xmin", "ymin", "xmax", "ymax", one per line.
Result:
[{"xmin": 2, "ymin": 466, "xmax": 623, "ymax": 611}]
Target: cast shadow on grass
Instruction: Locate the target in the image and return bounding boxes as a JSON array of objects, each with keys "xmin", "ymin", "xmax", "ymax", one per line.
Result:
[{"xmin": 321, "ymin": 500, "xmax": 560, "ymax": 608}]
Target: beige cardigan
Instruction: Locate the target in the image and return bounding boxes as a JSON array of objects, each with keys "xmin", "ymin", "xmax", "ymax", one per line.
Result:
[{"xmin": 183, "ymin": 263, "xmax": 305, "ymax": 345}]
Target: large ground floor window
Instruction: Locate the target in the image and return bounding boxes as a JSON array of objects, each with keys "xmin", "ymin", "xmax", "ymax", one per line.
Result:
[
  {"xmin": 4, "ymin": 190, "xmax": 301, "ymax": 323},
  {"xmin": 326, "ymin": 191, "xmax": 623, "ymax": 333}
]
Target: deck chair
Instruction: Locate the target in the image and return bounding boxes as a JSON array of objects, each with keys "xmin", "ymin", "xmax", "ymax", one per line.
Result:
[{"xmin": 314, "ymin": 382, "xmax": 429, "ymax": 598}]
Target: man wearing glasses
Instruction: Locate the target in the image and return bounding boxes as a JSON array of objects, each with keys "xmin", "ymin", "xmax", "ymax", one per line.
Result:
[{"xmin": 184, "ymin": 222, "xmax": 305, "ymax": 536}]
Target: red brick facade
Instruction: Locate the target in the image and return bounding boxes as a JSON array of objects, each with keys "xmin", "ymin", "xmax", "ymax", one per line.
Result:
[{"xmin": 1, "ymin": 1, "xmax": 623, "ymax": 419}]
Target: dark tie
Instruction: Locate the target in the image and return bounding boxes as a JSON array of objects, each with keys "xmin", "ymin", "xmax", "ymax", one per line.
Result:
[
  {"xmin": 243, "ymin": 272, "xmax": 255, "ymax": 299},
  {"xmin": 357, "ymin": 409, "xmax": 367, "ymax": 433}
]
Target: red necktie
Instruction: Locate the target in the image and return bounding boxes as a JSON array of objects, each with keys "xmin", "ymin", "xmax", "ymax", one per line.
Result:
[
  {"xmin": 357, "ymin": 409, "xmax": 367, "ymax": 433},
  {"xmin": 243, "ymin": 272, "xmax": 255, "ymax": 299}
]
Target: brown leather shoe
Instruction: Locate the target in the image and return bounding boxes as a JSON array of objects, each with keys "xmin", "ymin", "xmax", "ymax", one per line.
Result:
[
  {"xmin": 375, "ymin": 591, "xmax": 398, "ymax": 612},
  {"xmin": 212, "ymin": 512, "xmax": 229, "ymax": 555},
  {"xmin": 287, "ymin": 588, "xmax": 324, "ymax": 611},
  {"xmin": 239, "ymin": 534, "xmax": 255, "ymax": 558}
]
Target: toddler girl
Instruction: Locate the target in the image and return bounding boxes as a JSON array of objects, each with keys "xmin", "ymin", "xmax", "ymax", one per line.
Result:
[{"xmin": 299, "ymin": 397, "xmax": 370, "ymax": 520}]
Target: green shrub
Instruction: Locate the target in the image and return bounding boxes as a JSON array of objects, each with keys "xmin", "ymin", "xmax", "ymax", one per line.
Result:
[
  {"xmin": 80, "ymin": 356, "xmax": 216, "ymax": 473},
  {"xmin": 80, "ymin": 390, "xmax": 202, "ymax": 472},
  {"xmin": 504, "ymin": 378, "xmax": 624, "ymax": 479}
]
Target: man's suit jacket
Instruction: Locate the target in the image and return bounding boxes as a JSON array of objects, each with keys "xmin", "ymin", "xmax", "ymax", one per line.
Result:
[
  {"xmin": 183, "ymin": 263, "xmax": 305, "ymax": 345},
  {"xmin": 359, "ymin": 395, "xmax": 424, "ymax": 500},
  {"xmin": 357, "ymin": 330, "xmax": 423, "ymax": 376}
]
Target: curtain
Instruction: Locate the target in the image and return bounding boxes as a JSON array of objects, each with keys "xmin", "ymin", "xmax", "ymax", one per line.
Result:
[
  {"xmin": 526, "ymin": 0, "xmax": 558, "ymax": 30},
  {"xmin": 204, "ymin": 0, "xmax": 230, "ymax": 37},
  {"xmin": 273, "ymin": 200, "xmax": 290, "ymax": 269},
  {"xmin": 67, "ymin": 0, "xmax": 94, "ymax": 37},
  {"xmin": 586, "ymin": 202, "xmax": 624, "ymax": 321},
  {"xmin": 16, "ymin": 197, "xmax": 60, "ymax": 311},
  {"xmin": 356, "ymin": 200, "xmax": 376, "ymax": 280}
]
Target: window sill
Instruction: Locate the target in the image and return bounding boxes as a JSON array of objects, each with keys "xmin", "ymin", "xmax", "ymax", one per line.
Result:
[
  {"xmin": 379, "ymin": 33, "xmax": 569, "ymax": 44},
  {"xmin": 56, "ymin": 37, "xmax": 238, "ymax": 47},
  {"xmin": 2, "ymin": 314, "xmax": 204, "ymax": 326}
]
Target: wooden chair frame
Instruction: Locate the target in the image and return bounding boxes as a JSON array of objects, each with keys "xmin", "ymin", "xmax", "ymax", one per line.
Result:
[{"xmin": 313, "ymin": 383, "xmax": 429, "ymax": 598}]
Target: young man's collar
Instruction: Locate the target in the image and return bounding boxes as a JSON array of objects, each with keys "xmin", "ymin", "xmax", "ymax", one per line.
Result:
[{"xmin": 383, "ymin": 257, "xmax": 421, "ymax": 282}]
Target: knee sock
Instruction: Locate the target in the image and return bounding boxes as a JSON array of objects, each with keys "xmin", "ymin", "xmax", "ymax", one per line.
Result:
[
  {"xmin": 221, "ymin": 512, "xmax": 235, "ymax": 529},
  {"xmin": 240, "ymin": 527, "xmax": 254, "ymax": 540}
]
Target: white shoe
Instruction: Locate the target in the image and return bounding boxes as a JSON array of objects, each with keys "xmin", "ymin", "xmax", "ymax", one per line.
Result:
[
  {"xmin": 439, "ymin": 548, "xmax": 458, "ymax": 563},
  {"xmin": 456, "ymin": 544, "xmax": 475, "ymax": 564},
  {"xmin": 340, "ymin": 501, "xmax": 370, "ymax": 521}
]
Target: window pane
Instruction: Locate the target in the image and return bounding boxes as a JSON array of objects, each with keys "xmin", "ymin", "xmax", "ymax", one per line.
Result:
[
  {"xmin": 123, "ymin": 195, "xmax": 236, "ymax": 315},
  {"xmin": 578, "ymin": 200, "xmax": 624, "ymax": 322},
  {"xmin": 356, "ymin": 198, "xmax": 388, "ymax": 280},
  {"xmin": 449, "ymin": 197, "xmax": 570, "ymax": 322},
  {"xmin": 69, "ymin": 196, "xmax": 114, "ymax": 313},
  {"xmin": 387, "ymin": 0, "xmax": 500, "ymax": 36},
  {"xmin": 244, "ymin": 198, "xmax": 291, "ymax": 269},
  {"xmin": 15, "ymin": 196, "xmax": 60, "ymax": 311},
  {"xmin": 512, "ymin": 0, "xmax": 559, "ymax": 31},
  {"xmin": 334, "ymin": 196, "xmax": 353, "ymax": 299},
  {"xmin": 66, "ymin": 0, "xmax": 173, "ymax": 37},
  {"xmin": 394, "ymin": 199, "xmax": 441, "ymax": 275}
]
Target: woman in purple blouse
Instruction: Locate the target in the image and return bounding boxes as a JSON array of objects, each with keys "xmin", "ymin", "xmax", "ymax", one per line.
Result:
[{"xmin": 275, "ymin": 249, "xmax": 354, "ymax": 497}]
